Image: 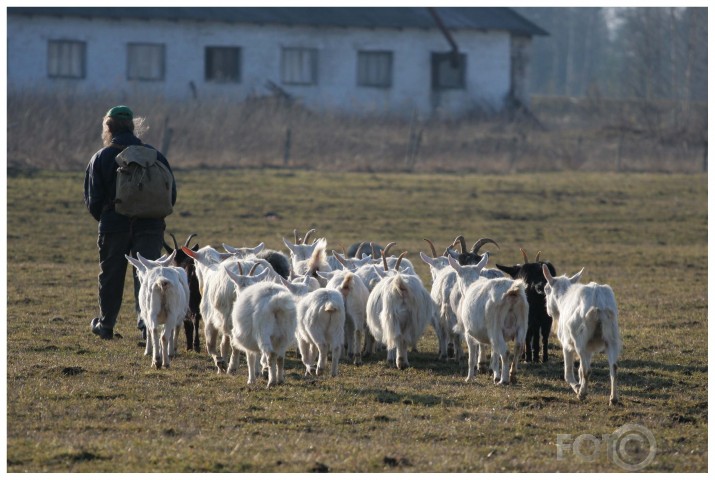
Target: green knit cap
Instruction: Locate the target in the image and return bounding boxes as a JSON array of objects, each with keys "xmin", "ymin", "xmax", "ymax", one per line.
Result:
[{"xmin": 105, "ymin": 105, "xmax": 133, "ymax": 120}]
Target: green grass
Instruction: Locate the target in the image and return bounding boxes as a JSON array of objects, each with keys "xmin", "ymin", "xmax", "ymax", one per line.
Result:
[{"xmin": 6, "ymin": 168, "xmax": 707, "ymax": 472}]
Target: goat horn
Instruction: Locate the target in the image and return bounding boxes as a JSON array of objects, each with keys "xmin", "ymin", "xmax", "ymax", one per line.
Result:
[
  {"xmin": 381, "ymin": 248, "xmax": 389, "ymax": 271},
  {"xmin": 169, "ymin": 232, "xmax": 179, "ymax": 250},
  {"xmin": 383, "ymin": 242, "xmax": 396, "ymax": 259},
  {"xmin": 452, "ymin": 235, "xmax": 467, "ymax": 253},
  {"xmin": 303, "ymin": 228, "xmax": 316, "ymax": 244},
  {"xmin": 293, "ymin": 229, "xmax": 300, "ymax": 244},
  {"xmin": 520, "ymin": 248, "xmax": 529, "ymax": 264},
  {"xmin": 184, "ymin": 233, "xmax": 197, "ymax": 248},
  {"xmin": 472, "ymin": 238, "xmax": 500, "ymax": 255},
  {"xmin": 338, "ymin": 242, "xmax": 348, "ymax": 256},
  {"xmin": 395, "ymin": 251, "xmax": 408, "ymax": 271},
  {"xmin": 535, "ymin": 251, "xmax": 542, "ymax": 262},
  {"xmin": 236, "ymin": 261, "xmax": 244, "ymax": 276},
  {"xmin": 371, "ymin": 242, "xmax": 378, "ymax": 260},
  {"xmin": 423, "ymin": 238, "xmax": 437, "ymax": 258},
  {"xmin": 354, "ymin": 242, "xmax": 366, "ymax": 258},
  {"xmin": 248, "ymin": 263, "xmax": 259, "ymax": 276}
]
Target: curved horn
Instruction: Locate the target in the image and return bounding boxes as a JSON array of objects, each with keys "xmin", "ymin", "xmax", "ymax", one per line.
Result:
[
  {"xmin": 354, "ymin": 242, "xmax": 366, "ymax": 258},
  {"xmin": 236, "ymin": 261, "xmax": 244, "ymax": 276},
  {"xmin": 168, "ymin": 232, "xmax": 179, "ymax": 251},
  {"xmin": 395, "ymin": 251, "xmax": 408, "ymax": 271},
  {"xmin": 520, "ymin": 248, "xmax": 529, "ymax": 264},
  {"xmin": 472, "ymin": 238, "xmax": 500, "ymax": 255},
  {"xmin": 452, "ymin": 235, "xmax": 467, "ymax": 253},
  {"xmin": 184, "ymin": 233, "xmax": 197, "ymax": 248},
  {"xmin": 423, "ymin": 238, "xmax": 437, "ymax": 258},
  {"xmin": 248, "ymin": 263, "xmax": 260, "ymax": 276},
  {"xmin": 303, "ymin": 228, "xmax": 316, "ymax": 245},
  {"xmin": 371, "ymin": 242, "xmax": 378, "ymax": 260},
  {"xmin": 535, "ymin": 251, "xmax": 542, "ymax": 262},
  {"xmin": 381, "ymin": 248, "xmax": 389, "ymax": 271},
  {"xmin": 383, "ymin": 242, "xmax": 397, "ymax": 259},
  {"xmin": 293, "ymin": 229, "xmax": 300, "ymax": 244}
]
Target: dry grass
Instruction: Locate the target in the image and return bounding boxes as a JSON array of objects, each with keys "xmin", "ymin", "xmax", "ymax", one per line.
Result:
[
  {"xmin": 5, "ymin": 168, "xmax": 707, "ymax": 472},
  {"xmin": 7, "ymin": 90, "xmax": 707, "ymax": 174}
]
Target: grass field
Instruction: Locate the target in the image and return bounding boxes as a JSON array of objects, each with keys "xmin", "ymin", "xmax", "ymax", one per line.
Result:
[{"xmin": 5, "ymin": 168, "xmax": 708, "ymax": 472}]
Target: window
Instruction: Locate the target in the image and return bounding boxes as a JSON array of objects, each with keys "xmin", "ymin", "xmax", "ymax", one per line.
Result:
[
  {"xmin": 357, "ymin": 51, "xmax": 393, "ymax": 88},
  {"xmin": 431, "ymin": 52, "xmax": 466, "ymax": 90},
  {"xmin": 47, "ymin": 40, "xmax": 86, "ymax": 79},
  {"xmin": 205, "ymin": 46, "xmax": 241, "ymax": 83},
  {"xmin": 281, "ymin": 47, "xmax": 317, "ymax": 85},
  {"xmin": 127, "ymin": 43, "xmax": 165, "ymax": 81}
]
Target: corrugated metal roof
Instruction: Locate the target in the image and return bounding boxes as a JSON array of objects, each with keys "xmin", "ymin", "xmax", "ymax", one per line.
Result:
[{"xmin": 8, "ymin": 7, "xmax": 548, "ymax": 36}]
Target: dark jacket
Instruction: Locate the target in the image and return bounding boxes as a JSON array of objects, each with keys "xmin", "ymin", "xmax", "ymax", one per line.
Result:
[{"xmin": 84, "ymin": 131, "xmax": 177, "ymax": 233}]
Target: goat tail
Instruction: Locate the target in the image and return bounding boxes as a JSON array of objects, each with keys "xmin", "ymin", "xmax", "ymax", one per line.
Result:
[
  {"xmin": 324, "ymin": 299, "xmax": 340, "ymax": 314},
  {"xmin": 502, "ymin": 279, "xmax": 526, "ymax": 304},
  {"xmin": 340, "ymin": 272, "xmax": 354, "ymax": 295},
  {"xmin": 307, "ymin": 238, "xmax": 328, "ymax": 275},
  {"xmin": 586, "ymin": 307, "xmax": 622, "ymax": 356}
]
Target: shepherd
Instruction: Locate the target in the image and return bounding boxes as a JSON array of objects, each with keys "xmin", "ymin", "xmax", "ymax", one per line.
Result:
[{"xmin": 84, "ymin": 105, "xmax": 177, "ymax": 340}]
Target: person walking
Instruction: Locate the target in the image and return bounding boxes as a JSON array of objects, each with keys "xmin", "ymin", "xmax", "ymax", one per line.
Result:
[{"xmin": 84, "ymin": 105, "xmax": 177, "ymax": 340}]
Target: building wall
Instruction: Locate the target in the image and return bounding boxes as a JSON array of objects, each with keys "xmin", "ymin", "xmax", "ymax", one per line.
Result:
[{"xmin": 8, "ymin": 14, "xmax": 518, "ymax": 117}]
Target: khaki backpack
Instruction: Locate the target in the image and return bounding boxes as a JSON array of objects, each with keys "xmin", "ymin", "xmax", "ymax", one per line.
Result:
[{"xmin": 113, "ymin": 144, "xmax": 174, "ymax": 219}]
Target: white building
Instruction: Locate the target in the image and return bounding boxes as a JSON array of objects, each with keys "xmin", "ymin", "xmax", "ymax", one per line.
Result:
[{"xmin": 7, "ymin": 7, "xmax": 547, "ymax": 117}]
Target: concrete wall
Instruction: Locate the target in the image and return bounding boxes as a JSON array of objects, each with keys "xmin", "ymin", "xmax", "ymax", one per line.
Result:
[{"xmin": 8, "ymin": 14, "xmax": 519, "ymax": 117}]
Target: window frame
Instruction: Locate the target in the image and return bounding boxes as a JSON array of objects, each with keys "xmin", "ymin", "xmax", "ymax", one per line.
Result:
[
  {"xmin": 356, "ymin": 50, "xmax": 394, "ymax": 89},
  {"xmin": 280, "ymin": 47, "xmax": 318, "ymax": 86},
  {"xmin": 204, "ymin": 46, "xmax": 242, "ymax": 83},
  {"xmin": 126, "ymin": 42, "xmax": 166, "ymax": 82},
  {"xmin": 47, "ymin": 39, "xmax": 86, "ymax": 79},
  {"xmin": 431, "ymin": 51, "xmax": 467, "ymax": 90}
]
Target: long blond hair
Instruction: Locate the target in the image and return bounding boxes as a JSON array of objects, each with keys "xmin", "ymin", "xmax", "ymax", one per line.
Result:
[{"xmin": 102, "ymin": 116, "xmax": 149, "ymax": 146}]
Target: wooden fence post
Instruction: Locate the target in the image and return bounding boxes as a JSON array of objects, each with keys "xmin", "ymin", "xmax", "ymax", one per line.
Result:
[
  {"xmin": 283, "ymin": 127, "xmax": 292, "ymax": 167},
  {"xmin": 161, "ymin": 116, "xmax": 173, "ymax": 157}
]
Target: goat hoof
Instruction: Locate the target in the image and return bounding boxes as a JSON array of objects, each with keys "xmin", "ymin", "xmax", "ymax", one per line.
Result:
[
  {"xmin": 577, "ymin": 392, "xmax": 588, "ymax": 401},
  {"xmin": 609, "ymin": 397, "xmax": 620, "ymax": 406},
  {"xmin": 510, "ymin": 375, "xmax": 517, "ymax": 384},
  {"xmin": 497, "ymin": 380, "xmax": 510, "ymax": 386}
]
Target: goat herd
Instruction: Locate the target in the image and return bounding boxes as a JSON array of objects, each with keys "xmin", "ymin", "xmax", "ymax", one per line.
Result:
[{"xmin": 125, "ymin": 228, "xmax": 622, "ymax": 405}]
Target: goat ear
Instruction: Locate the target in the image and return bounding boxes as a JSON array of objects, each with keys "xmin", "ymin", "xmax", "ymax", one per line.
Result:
[
  {"xmin": 253, "ymin": 268, "xmax": 270, "ymax": 281},
  {"xmin": 570, "ymin": 268, "xmax": 584, "ymax": 283},
  {"xmin": 191, "ymin": 243, "xmax": 199, "ymax": 251},
  {"xmin": 445, "ymin": 247, "xmax": 459, "ymax": 259},
  {"xmin": 253, "ymin": 242, "xmax": 265, "ymax": 254},
  {"xmin": 316, "ymin": 271, "xmax": 332, "ymax": 281},
  {"xmin": 282, "ymin": 237, "xmax": 297, "ymax": 253},
  {"xmin": 277, "ymin": 276, "xmax": 291, "ymax": 288},
  {"xmin": 136, "ymin": 252, "xmax": 155, "ymax": 269},
  {"xmin": 476, "ymin": 252, "xmax": 489, "ymax": 270},
  {"xmin": 333, "ymin": 251, "xmax": 350, "ymax": 269},
  {"xmin": 448, "ymin": 255, "xmax": 461, "ymax": 271},
  {"xmin": 223, "ymin": 264, "xmax": 242, "ymax": 285},
  {"xmin": 156, "ymin": 250, "xmax": 177, "ymax": 266},
  {"xmin": 181, "ymin": 246, "xmax": 199, "ymax": 260},
  {"xmin": 496, "ymin": 264, "xmax": 519, "ymax": 278},
  {"xmin": 222, "ymin": 243, "xmax": 238, "ymax": 254},
  {"xmin": 542, "ymin": 264, "xmax": 554, "ymax": 285},
  {"xmin": 419, "ymin": 251, "xmax": 435, "ymax": 267},
  {"xmin": 125, "ymin": 255, "xmax": 146, "ymax": 273}
]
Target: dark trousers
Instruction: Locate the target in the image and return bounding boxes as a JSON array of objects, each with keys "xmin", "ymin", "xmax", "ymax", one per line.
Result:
[{"xmin": 96, "ymin": 228, "xmax": 164, "ymax": 330}]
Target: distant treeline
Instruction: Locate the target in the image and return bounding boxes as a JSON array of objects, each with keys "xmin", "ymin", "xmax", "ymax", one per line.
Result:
[{"xmin": 515, "ymin": 7, "xmax": 707, "ymax": 102}]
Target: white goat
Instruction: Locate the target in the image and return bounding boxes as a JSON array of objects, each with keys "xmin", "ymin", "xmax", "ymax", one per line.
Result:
[
  {"xmin": 283, "ymin": 236, "xmax": 332, "ymax": 279},
  {"xmin": 322, "ymin": 270, "xmax": 369, "ymax": 365},
  {"xmin": 126, "ymin": 252, "xmax": 189, "ymax": 369},
  {"xmin": 366, "ymin": 253, "xmax": 435, "ymax": 369},
  {"xmin": 296, "ymin": 288, "xmax": 346, "ymax": 377},
  {"xmin": 543, "ymin": 266, "xmax": 621, "ymax": 405},
  {"xmin": 230, "ymin": 281, "xmax": 297, "ymax": 387},
  {"xmin": 182, "ymin": 246, "xmax": 269, "ymax": 374},
  {"xmin": 455, "ymin": 264, "xmax": 529, "ymax": 385}
]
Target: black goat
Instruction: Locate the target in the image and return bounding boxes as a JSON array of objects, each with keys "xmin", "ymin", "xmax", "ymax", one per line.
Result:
[
  {"xmin": 496, "ymin": 248, "xmax": 556, "ymax": 363},
  {"xmin": 256, "ymin": 249, "xmax": 291, "ymax": 279},
  {"xmin": 163, "ymin": 233, "xmax": 202, "ymax": 352},
  {"xmin": 347, "ymin": 241, "xmax": 383, "ymax": 259},
  {"xmin": 448, "ymin": 235, "xmax": 499, "ymax": 265}
]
